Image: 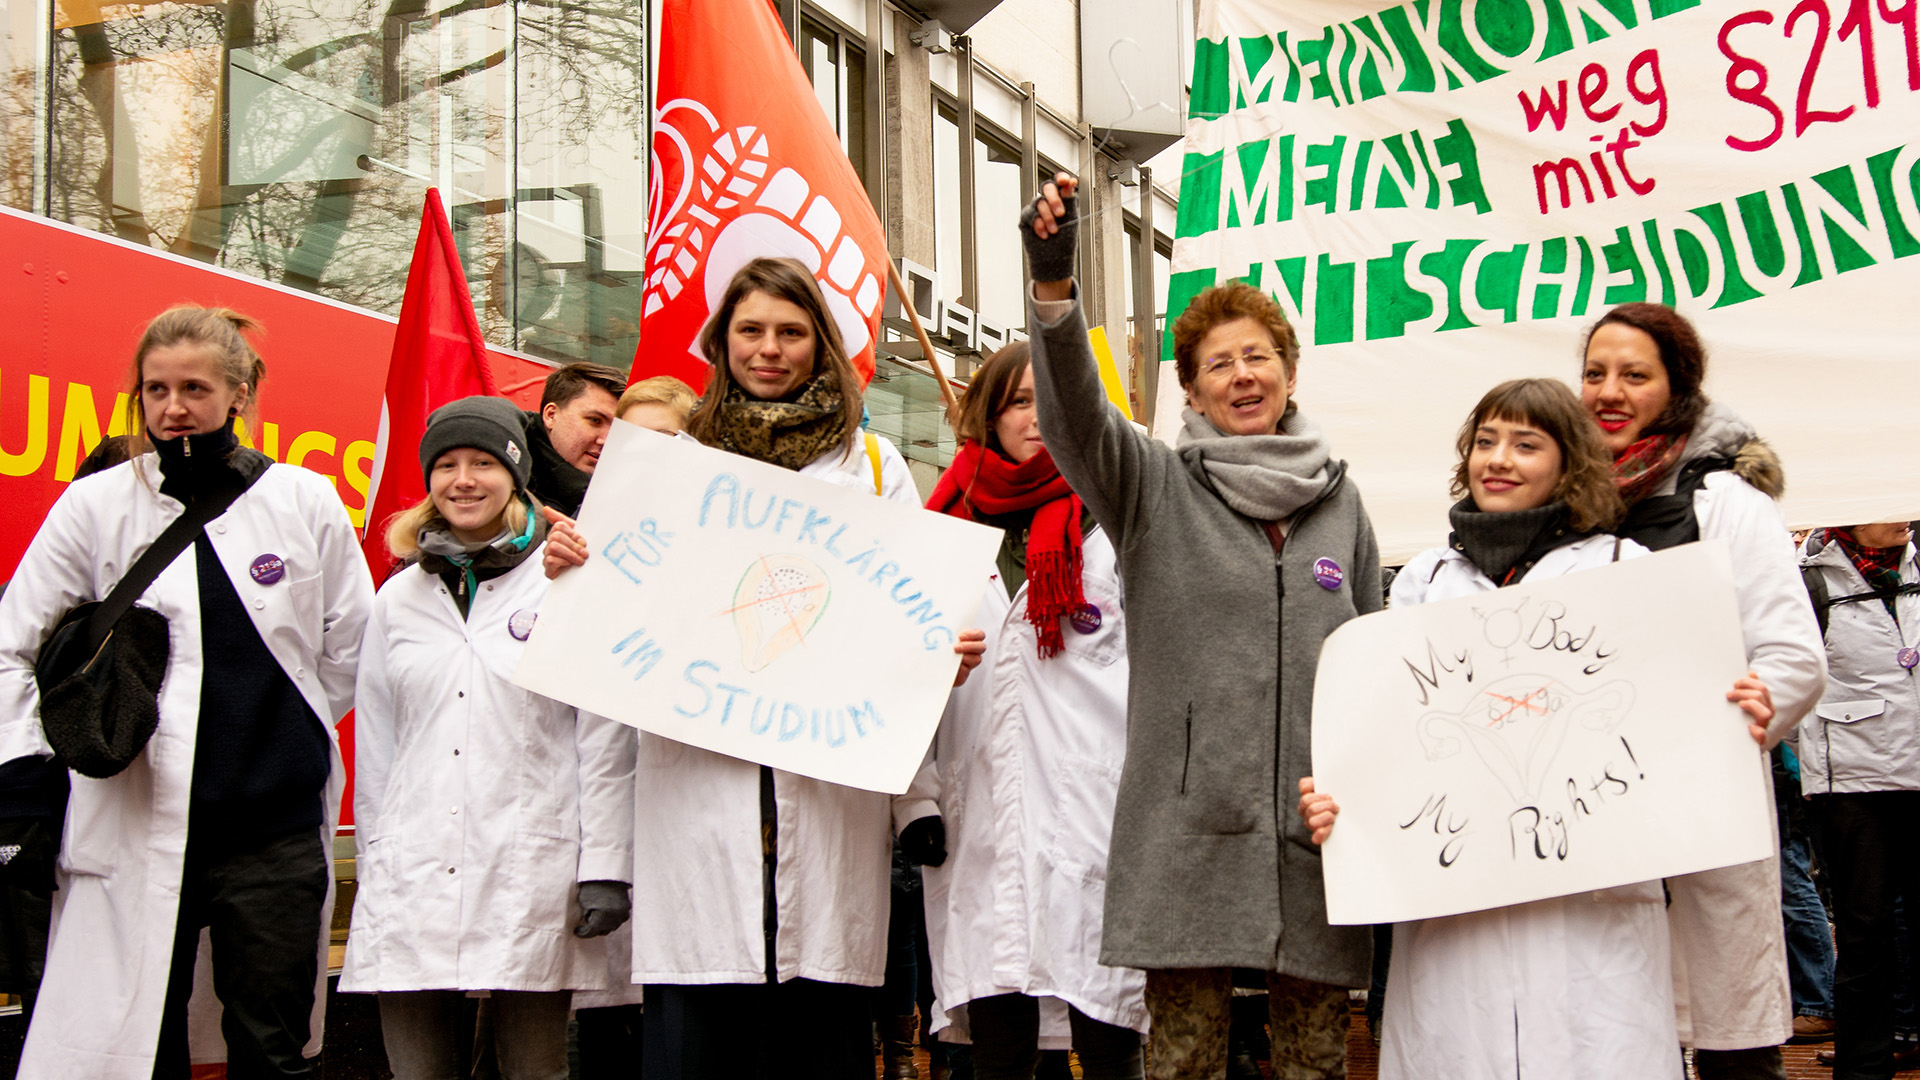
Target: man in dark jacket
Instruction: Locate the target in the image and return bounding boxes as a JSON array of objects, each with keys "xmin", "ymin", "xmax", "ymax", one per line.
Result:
[{"xmin": 525, "ymin": 363, "xmax": 624, "ymax": 517}]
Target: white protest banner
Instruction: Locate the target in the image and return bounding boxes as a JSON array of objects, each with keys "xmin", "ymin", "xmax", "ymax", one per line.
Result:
[
  {"xmin": 1174, "ymin": 0, "xmax": 1920, "ymax": 559},
  {"xmin": 513, "ymin": 422, "xmax": 1003, "ymax": 794},
  {"xmin": 1310, "ymin": 541, "xmax": 1772, "ymax": 924}
]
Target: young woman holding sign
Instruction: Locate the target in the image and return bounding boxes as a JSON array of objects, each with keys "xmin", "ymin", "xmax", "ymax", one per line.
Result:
[
  {"xmin": 543, "ymin": 257, "xmax": 985, "ymax": 1080},
  {"xmin": 1579, "ymin": 303, "xmax": 1825, "ymax": 1080},
  {"xmin": 901, "ymin": 341, "xmax": 1148, "ymax": 1079},
  {"xmin": 1299, "ymin": 378, "xmax": 1685, "ymax": 1080},
  {"xmin": 342, "ymin": 397, "xmax": 635, "ymax": 1080}
]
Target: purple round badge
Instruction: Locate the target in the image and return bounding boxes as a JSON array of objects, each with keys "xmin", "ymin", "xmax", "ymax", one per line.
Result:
[
  {"xmin": 1312, "ymin": 557, "xmax": 1344, "ymax": 591},
  {"xmin": 1900, "ymin": 647, "xmax": 1919, "ymax": 670},
  {"xmin": 249, "ymin": 554, "xmax": 285, "ymax": 586},
  {"xmin": 508, "ymin": 609, "xmax": 538, "ymax": 641},
  {"xmin": 1069, "ymin": 602, "xmax": 1103, "ymax": 635}
]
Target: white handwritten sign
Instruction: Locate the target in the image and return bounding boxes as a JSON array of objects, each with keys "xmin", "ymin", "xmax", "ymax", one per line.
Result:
[
  {"xmin": 1311, "ymin": 541, "xmax": 1773, "ymax": 925},
  {"xmin": 512, "ymin": 422, "xmax": 1002, "ymax": 794}
]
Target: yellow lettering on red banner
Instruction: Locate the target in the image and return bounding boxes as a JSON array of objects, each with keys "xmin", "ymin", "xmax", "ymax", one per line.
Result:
[
  {"xmin": 0, "ymin": 370, "xmax": 50, "ymax": 478},
  {"xmin": 342, "ymin": 440, "xmax": 375, "ymax": 528},
  {"xmin": 54, "ymin": 382, "xmax": 130, "ymax": 482},
  {"xmin": 289, "ymin": 430, "xmax": 337, "ymax": 484}
]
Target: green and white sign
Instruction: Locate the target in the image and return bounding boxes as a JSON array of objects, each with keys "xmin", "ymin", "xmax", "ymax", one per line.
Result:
[{"xmin": 1173, "ymin": 0, "xmax": 1920, "ymax": 559}]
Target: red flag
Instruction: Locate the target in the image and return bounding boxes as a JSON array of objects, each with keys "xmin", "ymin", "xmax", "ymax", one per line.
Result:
[
  {"xmin": 361, "ymin": 188, "xmax": 498, "ymax": 581},
  {"xmin": 636, "ymin": 0, "xmax": 887, "ymax": 392}
]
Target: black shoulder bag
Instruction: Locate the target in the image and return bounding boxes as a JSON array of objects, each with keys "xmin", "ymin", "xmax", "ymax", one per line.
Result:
[{"xmin": 33, "ymin": 477, "xmax": 250, "ymax": 778}]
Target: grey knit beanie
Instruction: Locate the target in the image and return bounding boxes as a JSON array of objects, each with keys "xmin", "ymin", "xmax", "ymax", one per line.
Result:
[{"xmin": 420, "ymin": 396, "xmax": 532, "ymax": 493}]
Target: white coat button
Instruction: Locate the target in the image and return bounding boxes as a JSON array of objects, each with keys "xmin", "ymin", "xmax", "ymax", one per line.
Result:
[
  {"xmin": 295, "ymin": 668, "xmax": 306, "ymax": 679},
  {"xmin": 214, "ymin": 524, "xmax": 226, "ymax": 534},
  {"xmin": 450, "ymin": 805, "xmax": 459, "ymax": 814},
  {"xmin": 252, "ymin": 598, "xmax": 265, "ymax": 610}
]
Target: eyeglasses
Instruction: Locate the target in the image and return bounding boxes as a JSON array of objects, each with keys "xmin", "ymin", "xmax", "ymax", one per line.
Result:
[{"xmin": 1198, "ymin": 351, "xmax": 1281, "ymax": 381}]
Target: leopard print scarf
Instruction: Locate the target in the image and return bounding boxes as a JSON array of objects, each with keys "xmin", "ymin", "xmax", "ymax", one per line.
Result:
[{"xmin": 703, "ymin": 365, "xmax": 852, "ymax": 470}]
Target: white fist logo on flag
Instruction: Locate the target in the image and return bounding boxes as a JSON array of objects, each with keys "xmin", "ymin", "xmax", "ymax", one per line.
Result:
[{"xmin": 647, "ymin": 99, "xmax": 883, "ymax": 368}]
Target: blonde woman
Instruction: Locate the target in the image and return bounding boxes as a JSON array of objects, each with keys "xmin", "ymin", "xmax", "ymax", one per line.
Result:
[
  {"xmin": 616, "ymin": 375, "xmax": 697, "ymax": 434},
  {"xmin": 340, "ymin": 397, "xmax": 633, "ymax": 1080}
]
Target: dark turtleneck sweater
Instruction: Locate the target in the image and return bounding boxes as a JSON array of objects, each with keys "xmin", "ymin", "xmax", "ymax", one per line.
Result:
[
  {"xmin": 155, "ymin": 423, "xmax": 330, "ymax": 846},
  {"xmin": 1446, "ymin": 499, "xmax": 1583, "ymax": 586}
]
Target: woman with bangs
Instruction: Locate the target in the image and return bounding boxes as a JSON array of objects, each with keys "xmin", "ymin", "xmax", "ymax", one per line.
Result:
[{"xmin": 1300, "ymin": 379, "xmax": 1696, "ymax": 1080}]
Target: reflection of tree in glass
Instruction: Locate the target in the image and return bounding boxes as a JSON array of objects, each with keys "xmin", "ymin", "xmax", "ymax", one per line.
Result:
[{"xmin": 41, "ymin": 0, "xmax": 642, "ymax": 360}]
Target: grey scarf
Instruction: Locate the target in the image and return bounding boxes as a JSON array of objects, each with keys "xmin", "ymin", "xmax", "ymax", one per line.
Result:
[
  {"xmin": 1176, "ymin": 403, "xmax": 1332, "ymax": 521},
  {"xmin": 416, "ymin": 503, "xmax": 549, "ymax": 597}
]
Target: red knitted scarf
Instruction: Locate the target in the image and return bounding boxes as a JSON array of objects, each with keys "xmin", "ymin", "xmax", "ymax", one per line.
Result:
[
  {"xmin": 1610, "ymin": 433, "xmax": 1689, "ymax": 504},
  {"xmin": 927, "ymin": 441, "xmax": 1085, "ymax": 657}
]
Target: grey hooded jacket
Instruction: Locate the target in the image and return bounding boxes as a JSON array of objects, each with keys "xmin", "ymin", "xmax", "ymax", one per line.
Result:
[
  {"xmin": 1796, "ymin": 539, "xmax": 1920, "ymax": 794},
  {"xmin": 1027, "ymin": 295, "xmax": 1380, "ymax": 985}
]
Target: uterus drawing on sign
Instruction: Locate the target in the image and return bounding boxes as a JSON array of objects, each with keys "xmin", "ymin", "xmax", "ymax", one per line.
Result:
[
  {"xmin": 725, "ymin": 554, "xmax": 832, "ymax": 672},
  {"xmin": 1417, "ymin": 674, "xmax": 1636, "ymax": 805}
]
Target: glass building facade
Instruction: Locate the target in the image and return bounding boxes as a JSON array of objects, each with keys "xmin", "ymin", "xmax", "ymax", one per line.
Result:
[
  {"xmin": 2, "ymin": 0, "xmax": 1180, "ymax": 491},
  {"xmin": 3, "ymin": 0, "xmax": 647, "ymax": 370}
]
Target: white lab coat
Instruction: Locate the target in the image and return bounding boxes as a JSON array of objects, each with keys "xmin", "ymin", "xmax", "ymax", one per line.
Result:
[
  {"xmin": 1380, "ymin": 534, "xmax": 1682, "ymax": 1080},
  {"xmin": 1664, "ymin": 471, "xmax": 1826, "ymax": 1050},
  {"xmin": 0, "ymin": 456, "xmax": 372, "ymax": 1080},
  {"xmin": 900, "ymin": 526, "xmax": 1147, "ymax": 1046},
  {"xmin": 627, "ymin": 434, "xmax": 921, "ymax": 987},
  {"xmin": 339, "ymin": 553, "xmax": 635, "ymax": 993}
]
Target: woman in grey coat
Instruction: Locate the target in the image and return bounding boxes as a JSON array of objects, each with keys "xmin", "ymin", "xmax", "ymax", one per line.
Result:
[{"xmin": 1019, "ymin": 174, "xmax": 1380, "ymax": 1080}]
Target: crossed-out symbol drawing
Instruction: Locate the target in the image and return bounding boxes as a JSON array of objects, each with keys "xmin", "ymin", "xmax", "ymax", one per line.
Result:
[
  {"xmin": 725, "ymin": 554, "xmax": 832, "ymax": 673},
  {"xmin": 1417, "ymin": 674, "xmax": 1636, "ymax": 804}
]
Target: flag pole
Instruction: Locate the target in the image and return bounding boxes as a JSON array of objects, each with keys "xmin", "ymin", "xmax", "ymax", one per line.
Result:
[{"xmin": 885, "ymin": 259, "xmax": 962, "ymax": 428}]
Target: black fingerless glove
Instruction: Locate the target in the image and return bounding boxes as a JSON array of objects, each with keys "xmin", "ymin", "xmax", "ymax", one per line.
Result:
[
  {"xmin": 899, "ymin": 815, "xmax": 948, "ymax": 867},
  {"xmin": 1019, "ymin": 194, "xmax": 1077, "ymax": 284}
]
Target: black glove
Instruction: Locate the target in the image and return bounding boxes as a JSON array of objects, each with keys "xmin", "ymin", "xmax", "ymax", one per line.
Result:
[
  {"xmin": 899, "ymin": 815, "xmax": 948, "ymax": 867},
  {"xmin": 1019, "ymin": 186, "xmax": 1078, "ymax": 284},
  {"xmin": 573, "ymin": 880, "xmax": 631, "ymax": 938}
]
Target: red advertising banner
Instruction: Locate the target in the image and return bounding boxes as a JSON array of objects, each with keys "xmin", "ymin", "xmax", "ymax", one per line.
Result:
[{"xmin": 2, "ymin": 206, "xmax": 558, "ymax": 824}]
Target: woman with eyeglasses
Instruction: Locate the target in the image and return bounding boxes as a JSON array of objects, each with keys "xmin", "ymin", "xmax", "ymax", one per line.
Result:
[{"xmin": 1016, "ymin": 174, "xmax": 1382, "ymax": 1080}]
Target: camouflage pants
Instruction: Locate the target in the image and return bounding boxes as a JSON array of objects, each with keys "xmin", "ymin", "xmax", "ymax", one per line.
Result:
[{"xmin": 1143, "ymin": 968, "xmax": 1348, "ymax": 1080}]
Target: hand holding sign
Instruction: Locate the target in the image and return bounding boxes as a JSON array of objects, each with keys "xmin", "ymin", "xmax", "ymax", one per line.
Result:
[
  {"xmin": 514, "ymin": 423, "xmax": 1002, "ymax": 793},
  {"xmin": 1309, "ymin": 542, "xmax": 1772, "ymax": 925}
]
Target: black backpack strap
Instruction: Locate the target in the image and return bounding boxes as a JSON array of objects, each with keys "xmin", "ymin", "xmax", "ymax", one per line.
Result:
[
  {"xmin": 1826, "ymin": 581, "xmax": 1920, "ymax": 611},
  {"xmin": 83, "ymin": 471, "xmax": 255, "ymax": 649},
  {"xmin": 1802, "ymin": 565, "xmax": 1831, "ymax": 639}
]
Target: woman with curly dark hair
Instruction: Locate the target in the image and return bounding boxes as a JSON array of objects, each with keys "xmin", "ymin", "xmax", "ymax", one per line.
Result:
[{"xmin": 1580, "ymin": 302, "xmax": 1825, "ymax": 1080}]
